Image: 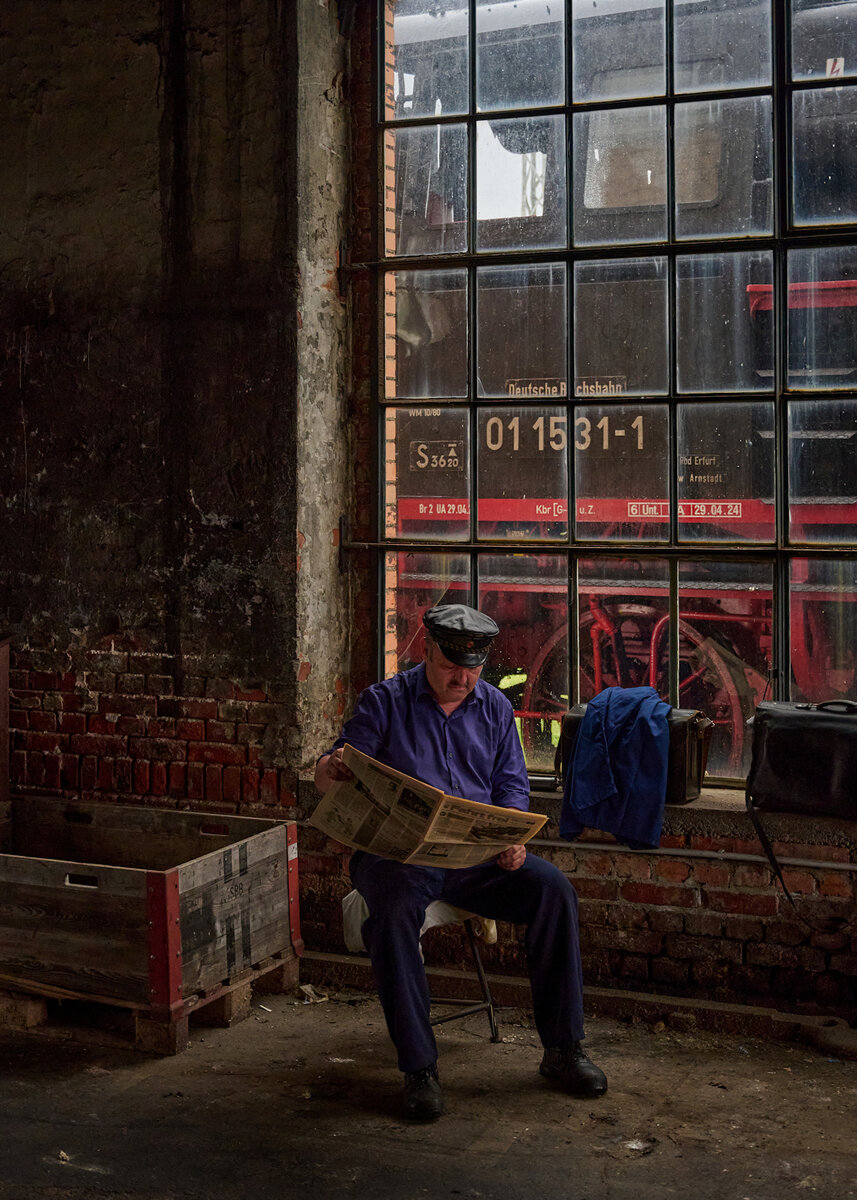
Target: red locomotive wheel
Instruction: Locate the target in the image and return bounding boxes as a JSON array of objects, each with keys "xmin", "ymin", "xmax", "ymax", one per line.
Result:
[{"xmin": 519, "ymin": 604, "xmax": 753, "ymax": 778}]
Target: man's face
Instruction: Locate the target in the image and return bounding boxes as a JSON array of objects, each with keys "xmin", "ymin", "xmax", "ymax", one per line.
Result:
[{"xmin": 424, "ymin": 638, "xmax": 484, "ymax": 707}]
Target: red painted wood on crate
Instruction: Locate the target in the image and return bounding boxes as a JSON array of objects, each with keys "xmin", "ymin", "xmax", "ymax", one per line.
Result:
[
  {"xmin": 286, "ymin": 822, "xmax": 304, "ymax": 955},
  {"xmin": 146, "ymin": 870, "xmax": 184, "ymax": 1010}
]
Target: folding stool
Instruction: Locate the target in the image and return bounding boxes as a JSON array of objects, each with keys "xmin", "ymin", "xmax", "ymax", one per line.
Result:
[{"xmin": 342, "ymin": 889, "xmax": 500, "ymax": 1042}]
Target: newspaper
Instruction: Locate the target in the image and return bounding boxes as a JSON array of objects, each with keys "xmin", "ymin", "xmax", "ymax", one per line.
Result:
[{"xmin": 309, "ymin": 744, "xmax": 547, "ymax": 868}]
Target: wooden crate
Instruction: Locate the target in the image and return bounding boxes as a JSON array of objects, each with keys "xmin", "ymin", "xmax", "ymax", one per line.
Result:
[{"xmin": 0, "ymin": 797, "xmax": 302, "ymax": 1052}]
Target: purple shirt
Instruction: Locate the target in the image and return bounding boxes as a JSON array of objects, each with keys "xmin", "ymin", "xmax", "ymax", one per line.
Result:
[{"xmin": 328, "ymin": 663, "xmax": 530, "ymax": 811}]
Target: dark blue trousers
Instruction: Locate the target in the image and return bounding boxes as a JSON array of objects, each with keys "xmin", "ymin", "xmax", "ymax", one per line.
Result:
[{"xmin": 349, "ymin": 850, "xmax": 585, "ymax": 1073}]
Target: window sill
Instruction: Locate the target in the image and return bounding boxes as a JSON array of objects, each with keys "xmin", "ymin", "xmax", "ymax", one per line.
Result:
[{"xmin": 529, "ymin": 784, "xmax": 857, "ymax": 857}]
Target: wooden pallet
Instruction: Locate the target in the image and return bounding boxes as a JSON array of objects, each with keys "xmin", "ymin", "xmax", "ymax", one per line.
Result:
[{"xmin": 0, "ymin": 946, "xmax": 300, "ymax": 1054}]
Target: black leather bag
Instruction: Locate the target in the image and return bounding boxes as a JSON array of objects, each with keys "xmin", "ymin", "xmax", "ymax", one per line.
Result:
[
  {"xmin": 746, "ymin": 700, "xmax": 857, "ymax": 820},
  {"xmin": 746, "ymin": 700, "xmax": 857, "ymax": 931},
  {"xmin": 554, "ymin": 704, "xmax": 713, "ymax": 806}
]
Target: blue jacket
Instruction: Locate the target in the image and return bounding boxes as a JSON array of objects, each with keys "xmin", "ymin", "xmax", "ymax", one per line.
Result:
[{"xmin": 560, "ymin": 686, "xmax": 670, "ymax": 849}]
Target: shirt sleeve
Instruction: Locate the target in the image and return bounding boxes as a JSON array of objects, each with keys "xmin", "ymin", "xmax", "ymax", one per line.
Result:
[
  {"xmin": 326, "ymin": 683, "xmax": 390, "ymax": 760},
  {"xmin": 489, "ymin": 698, "xmax": 531, "ymax": 812}
]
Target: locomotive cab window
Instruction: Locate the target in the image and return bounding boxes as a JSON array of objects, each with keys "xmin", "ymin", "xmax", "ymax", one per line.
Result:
[{"xmin": 377, "ymin": 0, "xmax": 857, "ymax": 784}]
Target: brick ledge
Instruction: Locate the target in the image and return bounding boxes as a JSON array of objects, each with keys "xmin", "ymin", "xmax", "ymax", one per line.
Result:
[{"xmin": 299, "ymin": 949, "xmax": 857, "ymax": 1059}]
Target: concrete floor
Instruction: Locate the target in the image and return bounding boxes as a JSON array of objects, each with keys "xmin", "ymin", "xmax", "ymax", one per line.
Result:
[{"xmin": 0, "ymin": 989, "xmax": 855, "ymax": 1200}]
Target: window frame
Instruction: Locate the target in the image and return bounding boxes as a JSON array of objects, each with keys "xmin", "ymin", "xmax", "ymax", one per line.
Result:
[{"xmin": 366, "ymin": 0, "xmax": 857, "ymax": 787}]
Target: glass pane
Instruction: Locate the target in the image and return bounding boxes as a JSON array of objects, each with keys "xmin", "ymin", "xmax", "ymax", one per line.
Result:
[
  {"xmin": 675, "ymin": 97, "xmax": 772, "ymax": 239},
  {"xmin": 677, "ymin": 251, "xmax": 772, "ymax": 392},
  {"xmin": 577, "ymin": 52, "xmax": 732, "ymax": 105},
  {"xmin": 793, "ymin": 87, "xmax": 857, "ymax": 225},
  {"xmin": 384, "ymin": 124, "xmax": 468, "ymax": 257},
  {"xmin": 573, "ymin": 107, "xmax": 667, "ymax": 246},
  {"xmin": 786, "ymin": 247, "xmax": 857, "ymax": 388},
  {"xmin": 679, "ymin": 560, "xmax": 772, "ymax": 779},
  {"xmin": 574, "ymin": 258, "xmax": 669, "ymax": 396},
  {"xmin": 675, "ymin": 0, "xmax": 772, "ymax": 92},
  {"xmin": 384, "ymin": 270, "xmax": 468, "ymax": 400},
  {"xmin": 576, "ymin": 557, "xmax": 670, "ymax": 697},
  {"xmin": 382, "ymin": 0, "xmax": 469, "ymax": 120},
  {"xmin": 788, "ymin": 399, "xmax": 857, "ymax": 543},
  {"xmin": 383, "ymin": 407, "xmax": 471, "ymax": 541},
  {"xmin": 790, "ymin": 558, "xmax": 857, "ymax": 701},
  {"xmin": 572, "ymin": 9, "xmax": 665, "ymax": 102},
  {"xmin": 383, "ymin": 551, "xmax": 471, "ymax": 677},
  {"xmin": 476, "ymin": 115, "xmax": 567, "ymax": 250},
  {"xmin": 476, "ymin": 263, "xmax": 567, "ymax": 399},
  {"xmin": 477, "ymin": 406, "xmax": 569, "ymax": 541},
  {"xmin": 477, "ymin": 0, "xmax": 564, "ymax": 111},
  {"xmin": 574, "ymin": 404, "xmax": 670, "ymax": 541},
  {"xmin": 793, "ymin": 2, "xmax": 857, "ymax": 83},
  {"xmin": 478, "ymin": 553, "xmax": 569, "ymax": 774},
  {"xmin": 677, "ymin": 402, "xmax": 775, "ymax": 543}
]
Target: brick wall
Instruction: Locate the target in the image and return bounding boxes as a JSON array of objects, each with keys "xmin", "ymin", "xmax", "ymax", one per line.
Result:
[
  {"xmin": 10, "ymin": 647, "xmax": 296, "ymax": 815},
  {"xmin": 554, "ymin": 831, "xmax": 856, "ymax": 1016},
  {"xmin": 0, "ymin": 2, "xmax": 353, "ymax": 793},
  {"xmin": 296, "ymin": 782, "xmax": 857, "ymax": 1023}
]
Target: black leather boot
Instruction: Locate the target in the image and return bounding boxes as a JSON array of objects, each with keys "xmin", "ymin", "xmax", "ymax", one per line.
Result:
[
  {"xmin": 540, "ymin": 1042, "xmax": 608, "ymax": 1097},
  {"xmin": 403, "ymin": 1062, "xmax": 445, "ymax": 1120}
]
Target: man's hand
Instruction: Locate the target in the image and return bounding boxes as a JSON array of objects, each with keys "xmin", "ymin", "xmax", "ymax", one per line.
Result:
[
  {"xmin": 314, "ymin": 748, "xmax": 354, "ymax": 794},
  {"xmin": 496, "ymin": 844, "xmax": 526, "ymax": 871}
]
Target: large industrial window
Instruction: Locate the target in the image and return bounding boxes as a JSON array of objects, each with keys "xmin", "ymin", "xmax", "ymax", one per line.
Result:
[{"xmin": 375, "ymin": 0, "xmax": 857, "ymax": 784}]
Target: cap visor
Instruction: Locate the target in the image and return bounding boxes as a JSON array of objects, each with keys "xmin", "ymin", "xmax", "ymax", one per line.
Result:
[{"xmin": 442, "ymin": 647, "xmax": 489, "ymax": 668}]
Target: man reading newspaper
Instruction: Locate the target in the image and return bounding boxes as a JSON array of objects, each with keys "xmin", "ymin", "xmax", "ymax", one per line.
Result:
[
  {"xmin": 310, "ymin": 742, "xmax": 548, "ymax": 867},
  {"xmin": 314, "ymin": 603, "xmax": 607, "ymax": 1121}
]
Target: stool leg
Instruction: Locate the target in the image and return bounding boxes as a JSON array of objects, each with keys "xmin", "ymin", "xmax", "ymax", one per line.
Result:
[{"xmin": 464, "ymin": 919, "xmax": 500, "ymax": 1043}]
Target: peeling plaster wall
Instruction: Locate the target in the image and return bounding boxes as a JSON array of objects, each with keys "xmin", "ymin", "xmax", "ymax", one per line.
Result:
[
  {"xmin": 0, "ymin": 0, "xmax": 297, "ymax": 670},
  {"xmin": 293, "ymin": 0, "xmax": 352, "ymax": 769},
  {"xmin": 0, "ymin": 4, "xmax": 167, "ymax": 641}
]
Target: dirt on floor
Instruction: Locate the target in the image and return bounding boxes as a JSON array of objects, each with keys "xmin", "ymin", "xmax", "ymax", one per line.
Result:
[{"xmin": 0, "ymin": 989, "xmax": 854, "ymax": 1200}]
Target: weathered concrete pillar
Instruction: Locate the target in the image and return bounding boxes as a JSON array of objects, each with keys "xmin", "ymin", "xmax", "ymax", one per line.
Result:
[{"xmin": 292, "ymin": 0, "xmax": 353, "ymax": 772}]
